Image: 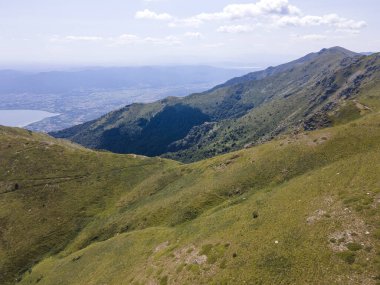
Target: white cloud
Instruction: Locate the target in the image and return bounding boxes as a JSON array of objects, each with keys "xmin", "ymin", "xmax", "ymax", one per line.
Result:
[
  {"xmin": 65, "ymin": 36, "xmax": 104, "ymax": 41},
  {"xmin": 135, "ymin": 9, "xmax": 173, "ymax": 21},
  {"xmin": 135, "ymin": 0, "xmax": 366, "ymax": 35},
  {"xmin": 168, "ymin": 18, "xmax": 203, "ymax": 28},
  {"xmin": 143, "ymin": 35, "xmax": 181, "ymax": 45},
  {"xmin": 138, "ymin": 0, "xmax": 300, "ymax": 27},
  {"xmin": 201, "ymin": 43, "xmax": 225, "ymax": 49},
  {"xmin": 217, "ymin": 24, "xmax": 256, "ymax": 33},
  {"xmin": 336, "ymin": 28, "xmax": 361, "ymax": 35},
  {"xmin": 111, "ymin": 34, "xmax": 181, "ymax": 46},
  {"xmin": 50, "ymin": 35, "xmax": 105, "ymax": 42},
  {"xmin": 299, "ymin": 34, "xmax": 327, "ymax": 40},
  {"xmin": 277, "ymin": 14, "xmax": 366, "ymax": 31},
  {"xmin": 112, "ymin": 34, "xmax": 140, "ymax": 45},
  {"xmin": 184, "ymin": 32, "xmax": 204, "ymax": 39},
  {"xmin": 50, "ymin": 34, "xmax": 181, "ymax": 46},
  {"xmin": 193, "ymin": 0, "xmax": 301, "ymax": 22}
]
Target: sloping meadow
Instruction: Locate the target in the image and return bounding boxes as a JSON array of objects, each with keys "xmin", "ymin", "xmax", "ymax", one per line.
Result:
[{"xmin": 1, "ymin": 111, "xmax": 379, "ymax": 284}]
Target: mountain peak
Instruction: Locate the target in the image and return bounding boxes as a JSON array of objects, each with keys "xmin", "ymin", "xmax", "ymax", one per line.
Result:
[{"xmin": 318, "ymin": 46, "xmax": 358, "ymax": 57}]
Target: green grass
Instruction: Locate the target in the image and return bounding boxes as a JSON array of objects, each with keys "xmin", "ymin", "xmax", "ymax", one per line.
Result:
[
  {"xmin": 1, "ymin": 84, "xmax": 380, "ymax": 284},
  {"xmin": 0, "ymin": 127, "xmax": 178, "ymax": 284}
]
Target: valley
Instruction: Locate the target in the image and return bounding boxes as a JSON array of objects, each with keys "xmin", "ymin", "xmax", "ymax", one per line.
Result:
[
  {"xmin": 0, "ymin": 66, "xmax": 249, "ymax": 132},
  {"xmin": 0, "ymin": 47, "xmax": 379, "ymax": 285}
]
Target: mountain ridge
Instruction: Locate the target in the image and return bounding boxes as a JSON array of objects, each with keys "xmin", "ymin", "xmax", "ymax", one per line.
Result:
[
  {"xmin": 52, "ymin": 47, "xmax": 379, "ymax": 162},
  {"xmin": 213, "ymin": 46, "xmax": 360, "ymax": 89}
]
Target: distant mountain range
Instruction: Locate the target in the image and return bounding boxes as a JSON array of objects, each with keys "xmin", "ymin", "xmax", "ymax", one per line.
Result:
[
  {"xmin": 360, "ymin": 52, "xmax": 376, "ymax": 56},
  {"xmin": 52, "ymin": 47, "xmax": 380, "ymax": 162},
  {"xmin": 0, "ymin": 66, "xmax": 250, "ymax": 94}
]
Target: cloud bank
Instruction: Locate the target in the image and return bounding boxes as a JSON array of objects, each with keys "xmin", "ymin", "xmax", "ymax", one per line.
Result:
[{"xmin": 135, "ymin": 0, "xmax": 367, "ymax": 34}]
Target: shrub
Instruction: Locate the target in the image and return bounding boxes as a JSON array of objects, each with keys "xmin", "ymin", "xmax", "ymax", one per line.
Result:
[
  {"xmin": 159, "ymin": 275, "xmax": 168, "ymax": 285},
  {"xmin": 176, "ymin": 263, "xmax": 185, "ymax": 274},
  {"xmin": 346, "ymin": 242, "xmax": 363, "ymax": 251},
  {"xmin": 364, "ymin": 246, "xmax": 372, "ymax": 252},
  {"xmin": 373, "ymin": 229, "xmax": 380, "ymax": 240},
  {"xmin": 338, "ymin": 251, "xmax": 356, "ymax": 264},
  {"xmin": 219, "ymin": 259, "xmax": 227, "ymax": 269},
  {"xmin": 258, "ymin": 253, "xmax": 292, "ymax": 275},
  {"xmin": 186, "ymin": 264, "xmax": 200, "ymax": 274},
  {"xmin": 200, "ymin": 244, "xmax": 213, "ymax": 256},
  {"xmin": 200, "ymin": 243, "xmax": 226, "ymax": 264}
]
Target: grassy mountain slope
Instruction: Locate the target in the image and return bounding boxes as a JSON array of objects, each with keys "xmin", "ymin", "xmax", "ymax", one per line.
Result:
[
  {"xmin": 166, "ymin": 52, "xmax": 380, "ymax": 161},
  {"xmin": 52, "ymin": 48, "xmax": 380, "ymax": 162},
  {"xmin": 0, "ymin": 128, "xmax": 178, "ymax": 284},
  {"xmin": 1, "ymin": 82, "xmax": 380, "ymax": 284}
]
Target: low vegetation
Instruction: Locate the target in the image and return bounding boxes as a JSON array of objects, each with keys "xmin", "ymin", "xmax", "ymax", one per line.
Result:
[{"xmin": 1, "ymin": 89, "xmax": 380, "ymax": 283}]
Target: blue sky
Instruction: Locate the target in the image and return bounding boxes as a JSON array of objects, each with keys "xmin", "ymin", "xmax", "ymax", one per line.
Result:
[{"xmin": 0, "ymin": 0, "xmax": 378, "ymax": 68}]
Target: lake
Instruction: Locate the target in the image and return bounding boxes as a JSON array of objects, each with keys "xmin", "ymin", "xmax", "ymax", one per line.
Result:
[{"xmin": 0, "ymin": 110, "xmax": 60, "ymax": 128}]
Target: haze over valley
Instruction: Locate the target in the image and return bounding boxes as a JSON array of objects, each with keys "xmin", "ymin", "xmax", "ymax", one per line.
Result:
[{"xmin": 0, "ymin": 66, "xmax": 250, "ymax": 132}]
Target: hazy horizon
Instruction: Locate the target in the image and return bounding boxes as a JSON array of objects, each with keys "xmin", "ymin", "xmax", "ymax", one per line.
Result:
[
  {"xmin": 0, "ymin": 47, "xmax": 375, "ymax": 73},
  {"xmin": 0, "ymin": 63, "xmax": 265, "ymax": 73}
]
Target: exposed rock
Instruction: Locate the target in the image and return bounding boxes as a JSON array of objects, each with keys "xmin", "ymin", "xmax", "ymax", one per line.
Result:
[
  {"xmin": 154, "ymin": 241, "xmax": 169, "ymax": 253},
  {"xmin": 303, "ymin": 112, "xmax": 332, "ymax": 131},
  {"xmin": 306, "ymin": 209, "xmax": 327, "ymax": 224}
]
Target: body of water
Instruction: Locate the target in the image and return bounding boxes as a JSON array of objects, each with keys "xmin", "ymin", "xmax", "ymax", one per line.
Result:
[{"xmin": 0, "ymin": 110, "xmax": 60, "ymax": 128}]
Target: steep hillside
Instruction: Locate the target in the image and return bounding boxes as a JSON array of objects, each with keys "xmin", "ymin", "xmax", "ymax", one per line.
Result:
[
  {"xmin": 166, "ymin": 51, "xmax": 380, "ymax": 161},
  {"xmin": 0, "ymin": 128, "xmax": 178, "ymax": 284},
  {"xmin": 1, "ymin": 90, "xmax": 380, "ymax": 284},
  {"xmin": 52, "ymin": 48, "xmax": 380, "ymax": 162}
]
